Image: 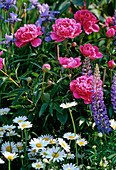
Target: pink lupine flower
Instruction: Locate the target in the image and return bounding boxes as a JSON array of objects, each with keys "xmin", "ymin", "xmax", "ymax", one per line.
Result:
[
  {"xmin": 105, "ymin": 17, "xmax": 114, "ymax": 28},
  {"xmin": 80, "ymin": 43, "xmax": 103, "ymax": 59},
  {"xmin": 0, "ymin": 58, "xmax": 3, "ymax": 70},
  {"xmin": 70, "ymin": 75, "xmax": 94, "ymax": 104},
  {"xmin": 74, "ymin": 10, "xmax": 99, "ymax": 35},
  {"xmin": 51, "ymin": 18, "xmax": 82, "ymax": 42},
  {"xmin": 0, "ymin": 51, "xmax": 3, "ymax": 56},
  {"xmin": 108, "ymin": 59, "xmax": 115, "ymax": 68},
  {"xmin": 14, "ymin": 24, "xmax": 43, "ymax": 47},
  {"xmin": 59, "ymin": 57, "xmax": 81, "ymax": 68},
  {"xmin": 106, "ymin": 26, "xmax": 116, "ymax": 38},
  {"xmin": 42, "ymin": 64, "xmax": 51, "ymax": 71}
]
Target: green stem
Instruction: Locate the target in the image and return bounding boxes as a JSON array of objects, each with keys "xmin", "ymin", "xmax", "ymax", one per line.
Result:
[
  {"xmin": 8, "ymin": 160, "xmax": 11, "ymax": 170},
  {"xmin": 68, "ymin": 108, "xmax": 78, "ymax": 166},
  {"xmin": 65, "ymin": 39, "xmax": 69, "ymax": 57},
  {"xmin": 41, "ymin": 71, "xmax": 46, "ymax": 95},
  {"xmin": 81, "ymin": 147, "xmax": 83, "ymax": 165},
  {"xmin": 110, "ymin": 69, "xmax": 112, "ymax": 86},
  {"xmin": 24, "ymin": 129, "xmax": 27, "ymax": 165}
]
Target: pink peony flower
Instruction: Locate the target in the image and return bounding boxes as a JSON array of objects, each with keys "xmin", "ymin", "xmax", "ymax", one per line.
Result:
[
  {"xmin": 105, "ymin": 17, "xmax": 114, "ymax": 28},
  {"xmin": 59, "ymin": 57, "xmax": 81, "ymax": 68},
  {"xmin": 106, "ymin": 26, "xmax": 116, "ymax": 38},
  {"xmin": 42, "ymin": 64, "xmax": 51, "ymax": 71},
  {"xmin": 14, "ymin": 24, "xmax": 43, "ymax": 47},
  {"xmin": 0, "ymin": 51, "xmax": 3, "ymax": 56},
  {"xmin": 70, "ymin": 75, "xmax": 94, "ymax": 104},
  {"xmin": 0, "ymin": 58, "xmax": 3, "ymax": 70},
  {"xmin": 108, "ymin": 59, "xmax": 115, "ymax": 68},
  {"xmin": 74, "ymin": 10, "xmax": 99, "ymax": 35},
  {"xmin": 80, "ymin": 43, "xmax": 103, "ymax": 59},
  {"xmin": 51, "ymin": 18, "xmax": 82, "ymax": 42}
]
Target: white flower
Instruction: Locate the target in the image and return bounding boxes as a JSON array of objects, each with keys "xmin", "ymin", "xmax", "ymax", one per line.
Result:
[
  {"xmin": 60, "ymin": 102, "xmax": 77, "ymax": 108},
  {"xmin": 29, "ymin": 138, "xmax": 49, "ymax": 151},
  {"xmin": 40, "ymin": 149, "xmax": 48, "ymax": 158},
  {"xmin": 32, "ymin": 161, "xmax": 44, "ymax": 169},
  {"xmin": 43, "ymin": 158, "xmax": 50, "ymax": 164},
  {"xmin": 62, "ymin": 163, "xmax": 79, "ymax": 170},
  {"xmin": 58, "ymin": 138, "xmax": 70, "ymax": 152},
  {"xmin": 0, "ymin": 108, "xmax": 10, "ymax": 115},
  {"xmin": 79, "ymin": 120, "xmax": 84, "ymax": 126},
  {"xmin": 0, "ymin": 127, "xmax": 5, "ymax": 133},
  {"xmin": 13, "ymin": 116, "xmax": 28, "ymax": 124},
  {"xmin": 28, "ymin": 148, "xmax": 37, "ymax": 154},
  {"xmin": 39, "ymin": 134, "xmax": 53, "ymax": 141},
  {"xmin": 16, "ymin": 142, "xmax": 23, "ymax": 152},
  {"xmin": 100, "ymin": 159, "xmax": 109, "ymax": 167},
  {"xmin": 49, "ymin": 138, "xmax": 57, "ymax": 144},
  {"xmin": 1, "ymin": 141, "xmax": 18, "ymax": 153},
  {"xmin": 66, "ymin": 153, "xmax": 75, "ymax": 159},
  {"xmin": 77, "ymin": 138, "xmax": 88, "ymax": 147},
  {"xmin": 28, "ymin": 152, "xmax": 37, "ymax": 160},
  {"xmin": 0, "ymin": 158, "xmax": 5, "ymax": 164},
  {"xmin": 3, "ymin": 125, "xmax": 16, "ymax": 131},
  {"xmin": 87, "ymin": 166, "xmax": 91, "ymax": 169},
  {"xmin": 18, "ymin": 121, "xmax": 32, "ymax": 130},
  {"xmin": 45, "ymin": 146, "xmax": 66, "ymax": 162},
  {"xmin": 63, "ymin": 132, "xmax": 80, "ymax": 140},
  {"xmin": 0, "ymin": 131, "xmax": 4, "ymax": 138},
  {"xmin": 2, "ymin": 151, "xmax": 18, "ymax": 161},
  {"xmin": 6, "ymin": 130, "xmax": 17, "ymax": 137},
  {"xmin": 109, "ymin": 119, "xmax": 116, "ymax": 130},
  {"xmin": 98, "ymin": 132, "xmax": 103, "ymax": 137}
]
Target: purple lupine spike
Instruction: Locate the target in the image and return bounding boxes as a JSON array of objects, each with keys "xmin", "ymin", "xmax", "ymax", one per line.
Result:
[
  {"xmin": 111, "ymin": 73, "xmax": 116, "ymax": 113},
  {"xmin": 82, "ymin": 56, "xmax": 92, "ymax": 76},
  {"xmin": 91, "ymin": 64, "xmax": 111, "ymax": 134}
]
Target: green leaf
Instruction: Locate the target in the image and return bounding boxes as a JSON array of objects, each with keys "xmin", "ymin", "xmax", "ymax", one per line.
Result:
[
  {"xmin": 56, "ymin": 112, "xmax": 68, "ymax": 125},
  {"xmin": 30, "ymin": 62, "xmax": 42, "ymax": 69},
  {"xmin": 72, "ymin": 0, "xmax": 84, "ymax": 7},
  {"xmin": 57, "ymin": 0, "xmax": 70, "ymax": 13},
  {"xmin": 108, "ymin": 154, "xmax": 116, "ymax": 159},
  {"xmin": 39, "ymin": 103, "xmax": 49, "ymax": 117},
  {"xmin": 86, "ymin": 0, "xmax": 90, "ymax": 9},
  {"xmin": 108, "ymin": 104, "xmax": 113, "ymax": 118},
  {"xmin": 54, "ymin": 103, "xmax": 63, "ymax": 114},
  {"xmin": 49, "ymin": 103, "xmax": 53, "ymax": 117},
  {"xmin": 42, "ymin": 93, "xmax": 50, "ymax": 103}
]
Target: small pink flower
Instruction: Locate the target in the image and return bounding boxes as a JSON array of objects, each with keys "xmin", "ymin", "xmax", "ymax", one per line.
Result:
[
  {"xmin": 0, "ymin": 58, "xmax": 3, "ymax": 70},
  {"xmin": 70, "ymin": 75, "xmax": 93, "ymax": 104},
  {"xmin": 80, "ymin": 43, "xmax": 103, "ymax": 59},
  {"xmin": 108, "ymin": 59, "xmax": 115, "ymax": 68},
  {"xmin": 0, "ymin": 51, "xmax": 3, "ymax": 56},
  {"xmin": 105, "ymin": 17, "xmax": 114, "ymax": 28},
  {"xmin": 51, "ymin": 18, "xmax": 82, "ymax": 42},
  {"xmin": 74, "ymin": 10, "xmax": 99, "ymax": 35},
  {"xmin": 14, "ymin": 24, "xmax": 43, "ymax": 47},
  {"xmin": 42, "ymin": 64, "xmax": 51, "ymax": 71},
  {"xmin": 59, "ymin": 57, "xmax": 81, "ymax": 68},
  {"xmin": 106, "ymin": 26, "xmax": 116, "ymax": 38}
]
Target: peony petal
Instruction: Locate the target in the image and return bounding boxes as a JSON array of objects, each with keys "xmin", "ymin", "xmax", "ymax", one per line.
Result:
[
  {"xmin": 15, "ymin": 40, "xmax": 27, "ymax": 47},
  {"xmin": 51, "ymin": 32, "xmax": 65, "ymax": 42},
  {"xmin": 31, "ymin": 38, "xmax": 42, "ymax": 47}
]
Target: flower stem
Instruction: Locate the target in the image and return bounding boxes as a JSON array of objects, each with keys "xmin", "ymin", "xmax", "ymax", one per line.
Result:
[
  {"xmin": 68, "ymin": 108, "xmax": 78, "ymax": 166},
  {"xmin": 65, "ymin": 39, "xmax": 69, "ymax": 57},
  {"xmin": 8, "ymin": 160, "xmax": 11, "ymax": 170}
]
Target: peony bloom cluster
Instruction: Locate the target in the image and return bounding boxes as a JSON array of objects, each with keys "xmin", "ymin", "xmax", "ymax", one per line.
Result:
[
  {"xmin": 80, "ymin": 43, "xmax": 103, "ymax": 59},
  {"xmin": 51, "ymin": 18, "xmax": 82, "ymax": 42},
  {"xmin": 106, "ymin": 26, "xmax": 116, "ymax": 38},
  {"xmin": 70, "ymin": 75, "xmax": 93, "ymax": 104},
  {"xmin": 14, "ymin": 24, "xmax": 43, "ymax": 47},
  {"xmin": 59, "ymin": 57, "xmax": 81, "ymax": 68},
  {"xmin": 74, "ymin": 10, "xmax": 99, "ymax": 35}
]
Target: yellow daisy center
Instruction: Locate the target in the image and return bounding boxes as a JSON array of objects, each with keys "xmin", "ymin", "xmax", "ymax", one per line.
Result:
[
  {"xmin": 67, "ymin": 169, "xmax": 71, "ymax": 170},
  {"xmin": 18, "ymin": 120, "xmax": 22, "ymax": 122},
  {"xmin": 113, "ymin": 125, "xmax": 116, "ymax": 129},
  {"xmin": 52, "ymin": 153, "xmax": 59, "ymax": 158},
  {"xmin": 10, "ymin": 133, "xmax": 14, "ymax": 136},
  {"xmin": 7, "ymin": 156, "xmax": 13, "ymax": 160},
  {"xmin": 100, "ymin": 162, "xmax": 103, "ymax": 166},
  {"xmin": 2, "ymin": 111, "xmax": 7, "ymax": 114},
  {"xmin": 22, "ymin": 124, "xmax": 27, "ymax": 128},
  {"xmin": 79, "ymin": 142, "xmax": 84, "ymax": 146},
  {"xmin": 36, "ymin": 143, "xmax": 42, "ymax": 147},
  {"xmin": 66, "ymin": 104, "xmax": 70, "ymax": 107},
  {"xmin": 43, "ymin": 137, "xmax": 49, "ymax": 141},
  {"xmin": 68, "ymin": 136, "xmax": 74, "ymax": 139},
  {"xmin": 62, "ymin": 143, "xmax": 66, "ymax": 147},
  {"xmin": 16, "ymin": 145, "xmax": 19, "ymax": 147},
  {"xmin": 0, "ymin": 129, "xmax": 3, "ymax": 131},
  {"xmin": 32, "ymin": 149, "xmax": 36, "ymax": 153},
  {"xmin": 49, "ymin": 140, "xmax": 54, "ymax": 144},
  {"xmin": 43, "ymin": 152, "xmax": 47, "ymax": 155},
  {"xmin": 19, "ymin": 146, "xmax": 23, "ymax": 150},
  {"xmin": 36, "ymin": 164, "xmax": 41, "ymax": 167},
  {"xmin": 0, "ymin": 134, "xmax": 1, "ymax": 136},
  {"xmin": 7, "ymin": 128, "xmax": 12, "ymax": 130},
  {"xmin": 6, "ymin": 146, "xmax": 13, "ymax": 152},
  {"xmin": 68, "ymin": 154, "xmax": 71, "ymax": 157}
]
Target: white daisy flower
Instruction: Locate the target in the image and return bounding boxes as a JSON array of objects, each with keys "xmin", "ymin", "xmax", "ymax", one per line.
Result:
[
  {"xmin": 0, "ymin": 131, "xmax": 4, "ymax": 138},
  {"xmin": 28, "ymin": 148, "xmax": 37, "ymax": 154},
  {"xmin": 0, "ymin": 158, "xmax": 5, "ymax": 164},
  {"xmin": 62, "ymin": 163, "xmax": 79, "ymax": 170},
  {"xmin": 66, "ymin": 153, "xmax": 75, "ymax": 159},
  {"xmin": 28, "ymin": 152, "xmax": 37, "ymax": 160},
  {"xmin": 1, "ymin": 141, "xmax": 18, "ymax": 153},
  {"xmin": 60, "ymin": 102, "xmax": 77, "ymax": 108},
  {"xmin": 109, "ymin": 119, "xmax": 116, "ymax": 130},
  {"xmin": 0, "ymin": 108, "xmax": 10, "ymax": 115},
  {"xmin": 58, "ymin": 138, "xmax": 70, "ymax": 152},
  {"xmin": 87, "ymin": 166, "xmax": 91, "ymax": 169},
  {"xmin": 13, "ymin": 116, "xmax": 28, "ymax": 124},
  {"xmin": 32, "ymin": 161, "xmax": 44, "ymax": 169},
  {"xmin": 40, "ymin": 134, "xmax": 53, "ymax": 141},
  {"xmin": 63, "ymin": 132, "xmax": 80, "ymax": 140},
  {"xmin": 45, "ymin": 146, "xmax": 66, "ymax": 162},
  {"xmin": 2, "ymin": 151, "xmax": 18, "ymax": 161},
  {"xmin": 98, "ymin": 132, "xmax": 103, "ymax": 137},
  {"xmin": 3, "ymin": 125, "xmax": 16, "ymax": 131},
  {"xmin": 29, "ymin": 138, "xmax": 49, "ymax": 151},
  {"xmin": 77, "ymin": 138, "xmax": 88, "ymax": 147},
  {"xmin": 100, "ymin": 159, "xmax": 109, "ymax": 167},
  {"xmin": 16, "ymin": 142, "xmax": 23, "ymax": 152},
  {"xmin": 49, "ymin": 138, "xmax": 57, "ymax": 144},
  {"xmin": 6, "ymin": 130, "xmax": 17, "ymax": 137},
  {"xmin": 0, "ymin": 127, "xmax": 5, "ymax": 133},
  {"xmin": 40, "ymin": 149, "xmax": 48, "ymax": 158},
  {"xmin": 18, "ymin": 121, "xmax": 32, "ymax": 130}
]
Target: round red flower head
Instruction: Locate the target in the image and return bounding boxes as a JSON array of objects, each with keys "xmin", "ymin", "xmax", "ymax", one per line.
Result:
[{"xmin": 14, "ymin": 24, "xmax": 43, "ymax": 47}]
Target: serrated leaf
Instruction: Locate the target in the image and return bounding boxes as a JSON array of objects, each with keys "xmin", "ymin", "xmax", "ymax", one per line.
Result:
[{"xmin": 39, "ymin": 103, "xmax": 49, "ymax": 117}]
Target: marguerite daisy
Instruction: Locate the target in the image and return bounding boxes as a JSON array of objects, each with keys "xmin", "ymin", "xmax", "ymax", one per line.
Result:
[
  {"xmin": 6, "ymin": 130, "xmax": 17, "ymax": 137},
  {"xmin": 40, "ymin": 149, "xmax": 48, "ymax": 158},
  {"xmin": 32, "ymin": 161, "xmax": 44, "ymax": 169},
  {"xmin": 29, "ymin": 138, "xmax": 49, "ymax": 151},
  {"xmin": 3, "ymin": 125, "xmax": 16, "ymax": 131},
  {"xmin": 18, "ymin": 121, "xmax": 32, "ymax": 130},
  {"xmin": 62, "ymin": 163, "xmax": 79, "ymax": 170},
  {"xmin": 16, "ymin": 142, "xmax": 23, "ymax": 152},
  {"xmin": 63, "ymin": 132, "xmax": 80, "ymax": 140},
  {"xmin": 109, "ymin": 119, "xmax": 116, "ymax": 130},
  {"xmin": 76, "ymin": 138, "xmax": 87, "ymax": 147},
  {"xmin": 40, "ymin": 134, "xmax": 53, "ymax": 141},
  {"xmin": 58, "ymin": 138, "xmax": 70, "ymax": 152},
  {"xmin": 1, "ymin": 141, "xmax": 18, "ymax": 153},
  {"xmin": 0, "ymin": 131, "xmax": 4, "ymax": 138},
  {"xmin": 2, "ymin": 151, "xmax": 18, "ymax": 161},
  {"xmin": 60, "ymin": 102, "xmax": 77, "ymax": 109},
  {"xmin": 66, "ymin": 153, "xmax": 75, "ymax": 159},
  {"xmin": 13, "ymin": 116, "xmax": 28, "ymax": 124},
  {"xmin": 0, "ymin": 108, "xmax": 10, "ymax": 115},
  {"xmin": 0, "ymin": 158, "xmax": 5, "ymax": 164}
]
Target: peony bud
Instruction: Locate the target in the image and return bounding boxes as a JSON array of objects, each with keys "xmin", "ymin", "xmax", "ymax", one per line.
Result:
[
  {"xmin": 72, "ymin": 42, "xmax": 77, "ymax": 47},
  {"xmin": 47, "ymin": 80, "xmax": 52, "ymax": 86},
  {"xmin": 108, "ymin": 59, "xmax": 115, "ymax": 68},
  {"xmin": 42, "ymin": 64, "xmax": 51, "ymax": 72}
]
